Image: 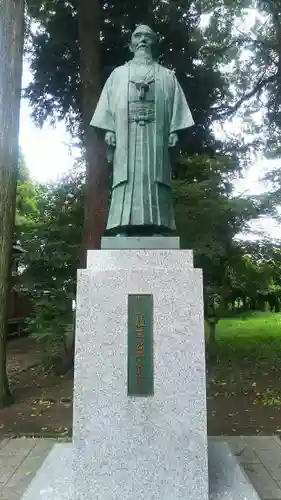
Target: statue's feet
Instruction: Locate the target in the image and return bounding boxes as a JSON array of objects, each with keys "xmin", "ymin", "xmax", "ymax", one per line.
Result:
[
  {"xmin": 111, "ymin": 225, "xmax": 172, "ymax": 237},
  {"xmin": 116, "ymin": 233, "xmax": 164, "ymax": 237}
]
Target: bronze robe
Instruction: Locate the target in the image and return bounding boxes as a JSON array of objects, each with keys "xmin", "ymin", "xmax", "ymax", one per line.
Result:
[{"xmin": 90, "ymin": 62, "xmax": 194, "ymax": 234}]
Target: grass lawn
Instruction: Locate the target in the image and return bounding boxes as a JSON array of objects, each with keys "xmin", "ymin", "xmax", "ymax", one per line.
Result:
[
  {"xmin": 215, "ymin": 312, "xmax": 281, "ymax": 365},
  {"xmin": 207, "ymin": 312, "xmax": 281, "ymax": 435}
]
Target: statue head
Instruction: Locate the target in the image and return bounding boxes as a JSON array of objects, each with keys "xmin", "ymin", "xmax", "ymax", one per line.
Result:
[{"xmin": 130, "ymin": 25, "xmax": 158, "ymax": 58}]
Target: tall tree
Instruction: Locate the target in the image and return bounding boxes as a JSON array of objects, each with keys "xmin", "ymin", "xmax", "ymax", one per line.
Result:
[
  {"xmin": 77, "ymin": 0, "xmax": 108, "ymax": 262},
  {"xmin": 0, "ymin": 0, "xmax": 25, "ymax": 407}
]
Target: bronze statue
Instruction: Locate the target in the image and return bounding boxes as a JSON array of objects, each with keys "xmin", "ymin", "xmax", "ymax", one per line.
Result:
[{"xmin": 90, "ymin": 25, "xmax": 194, "ymax": 236}]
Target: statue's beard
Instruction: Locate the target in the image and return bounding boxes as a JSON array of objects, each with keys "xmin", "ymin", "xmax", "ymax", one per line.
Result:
[{"xmin": 133, "ymin": 48, "xmax": 153, "ymax": 63}]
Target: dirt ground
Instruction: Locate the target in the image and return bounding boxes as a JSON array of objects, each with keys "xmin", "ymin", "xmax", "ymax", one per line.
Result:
[
  {"xmin": 0, "ymin": 336, "xmax": 73, "ymax": 439},
  {"xmin": 1, "ymin": 336, "xmax": 281, "ymax": 438},
  {"xmin": 207, "ymin": 362, "xmax": 281, "ymax": 435}
]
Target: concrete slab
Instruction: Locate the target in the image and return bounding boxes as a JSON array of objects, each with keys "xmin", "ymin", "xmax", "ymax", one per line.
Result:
[
  {"xmin": 211, "ymin": 436, "xmax": 261, "ymax": 463},
  {"xmin": 255, "ymin": 449, "xmax": 281, "ymax": 481},
  {"xmin": 1, "ymin": 439, "xmax": 37, "ymax": 451},
  {"xmin": 234, "ymin": 446, "xmax": 261, "ymax": 464},
  {"xmin": 0, "ymin": 439, "xmax": 36, "ymax": 470},
  {"xmin": 243, "ymin": 463, "xmax": 281, "ymax": 500},
  {"xmin": 244, "ymin": 436, "xmax": 281, "ymax": 451},
  {"xmin": 0, "ymin": 439, "xmax": 10, "ymax": 451},
  {"xmin": 0, "ymin": 439, "xmax": 54, "ymax": 500},
  {"xmin": 210, "ymin": 437, "xmax": 281, "ymax": 500}
]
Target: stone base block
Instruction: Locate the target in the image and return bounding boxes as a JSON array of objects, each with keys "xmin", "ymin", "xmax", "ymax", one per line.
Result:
[
  {"xmin": 74, "ymin": 249, "xmax": 208, "ymax": 500},
  {"xmin": 21, "ymin": 440, "xmax": 261, "ymax": 500}
]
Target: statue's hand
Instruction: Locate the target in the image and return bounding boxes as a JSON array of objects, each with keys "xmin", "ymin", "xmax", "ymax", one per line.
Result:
[
  {"xmin": 105, "ymin": 131, "xmax": 116, "ymax": 147},
  {"xmin": 168, "ymin": 132, "xmax": 179, "ymax": 148}
]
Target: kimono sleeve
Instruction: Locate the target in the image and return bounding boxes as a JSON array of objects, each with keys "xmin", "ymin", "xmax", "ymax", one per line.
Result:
[
  {"xmin": 170, "ymin": 74, "xmax": 194, "ymax": 134},
  {"xmin": 90, "ymin": 71, "xmax": 115, "ymax": 132}
]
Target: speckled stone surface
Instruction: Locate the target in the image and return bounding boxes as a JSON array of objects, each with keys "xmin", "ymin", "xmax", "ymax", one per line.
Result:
[
  {"xmin": 72, "ymin": 249, "xmax": 208, "ymax": 500},
  {"xmin": 101, "ymin": 236, "xmax": 180, "ymax": 249},
  {"xmin": 20, "ymin": 440, "xmax": 261, "ymax": 499},
  {"xmin": 86, "ymin": 248, "xmax": 193, "ymax": 269}
]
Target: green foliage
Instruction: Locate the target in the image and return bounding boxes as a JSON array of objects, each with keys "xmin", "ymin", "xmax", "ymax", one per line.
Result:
[
  {"xmin": 16, "ymin": 149, "xmax": 40, "ymax": 227},
  {"xmin": 228, "ymin": 241, "xmax": 281, "ymax": 309},
  {"xmin": 261, "ymin": 389, "xmax": 281, "ymax": 408},
  {"xmin": 19, "ymin": 168, "xmax": 84, "ymax": 358},
  {"xmin": 18, "ymin": 148, "xmax": 30, "ymax": 182},
  {"xmin": 173, "ymin": 154, "xmax": 279, "ymax": 324}
]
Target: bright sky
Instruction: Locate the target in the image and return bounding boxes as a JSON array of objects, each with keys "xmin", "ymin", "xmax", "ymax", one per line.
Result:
[{"xmin": 19, "ymin": 59, "xmax": 76, "ymax": 184}]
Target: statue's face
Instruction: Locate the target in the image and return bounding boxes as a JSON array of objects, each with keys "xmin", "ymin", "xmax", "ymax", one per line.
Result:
[{"xmin": 130, "ymin": 26, "xmax": 157, "ymax": 56}]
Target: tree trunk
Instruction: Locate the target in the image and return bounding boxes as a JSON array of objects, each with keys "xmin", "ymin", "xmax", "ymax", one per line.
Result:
[
  {"xmin": 77, "ymin": 0, "xmax": 109, "ymax": 267},
  {"xmin": 206, "ymin": 319, "xmax": 217, "ymax": 364},
  {"xmin": 67, "ymin": 0, "xmax": 108, "ymax": 369},
  {"xmin": 0, "ymin": 0, "xmax": 25, "ymax": 408}
]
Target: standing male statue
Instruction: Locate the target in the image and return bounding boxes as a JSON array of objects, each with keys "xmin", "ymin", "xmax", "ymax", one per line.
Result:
[{"xmin": 90, "ymin": 25, "xmax": 194, "ymax": 237}]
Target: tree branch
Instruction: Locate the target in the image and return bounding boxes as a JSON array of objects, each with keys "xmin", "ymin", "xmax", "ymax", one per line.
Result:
[
  {"xmin": 270, "ymin": 3, "xmax": 281, "ymax": 76},
  {"xmin": 214, "ymin": 74, "xmax": 276, "ymax": 120}
]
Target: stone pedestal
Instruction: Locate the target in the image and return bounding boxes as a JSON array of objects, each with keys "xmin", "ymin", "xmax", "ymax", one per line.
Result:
[
  {"xmin": 21, "ymin": 240, "xmax": 261, "ymax": 500},
  {"xmin": 72, "ymin": 246, "xmax": 208, "ymax": 500}
]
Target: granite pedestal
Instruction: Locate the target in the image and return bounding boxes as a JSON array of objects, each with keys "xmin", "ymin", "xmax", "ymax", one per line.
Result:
[
  {"xmin": 21, "ymin": 238, "xmax": 261, "ymax": 500},
  {"xmin": 73, "ymin": 242, "xmax": 208, "ymax": 500}
]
